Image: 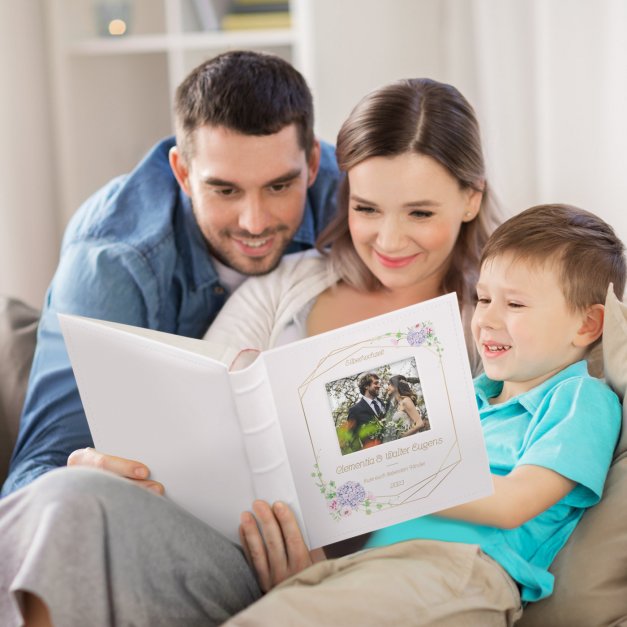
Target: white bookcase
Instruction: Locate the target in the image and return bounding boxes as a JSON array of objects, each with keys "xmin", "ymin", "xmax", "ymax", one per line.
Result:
[
  {"xmin": 45, "ymin": 0, "xmax": 303, "ymax": 223},
  {"xmin": 44, "ymin": 0, "xmax": 437, "ymax": 227}
]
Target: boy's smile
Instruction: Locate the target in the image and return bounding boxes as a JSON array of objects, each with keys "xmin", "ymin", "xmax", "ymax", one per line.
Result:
[
  {"xmin": 471, "ymin": 253, "xmax": 590, "ymax": 402},
  {"xmin": 482, "ymin": 343, "xmax": 511, "ymax": 356}
]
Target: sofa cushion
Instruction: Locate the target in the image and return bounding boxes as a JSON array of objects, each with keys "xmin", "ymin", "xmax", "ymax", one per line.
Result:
[
  {"xmin": 518, "ymin": 286, "xmax": 627, "ymax": 627},
  {"xmin": 602, "ymin": 285, "xmax": 627, "ymax": 456},
  {"xmin": 0, "ymin": 296, "xmax": 39, "ymax": 483}
]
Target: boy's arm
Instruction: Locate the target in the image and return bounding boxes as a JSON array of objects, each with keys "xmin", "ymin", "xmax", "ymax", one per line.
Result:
[
  {"xmin": 237, "ymin": 465, "xmax": 575, "ymax": 591},
  {"xmin": 438, "ymin": 465, "xmax": 576, "ymax": 529},
  {"xmin": 238, "ymin": 467, "xmax": 574, "ymax": 591}
]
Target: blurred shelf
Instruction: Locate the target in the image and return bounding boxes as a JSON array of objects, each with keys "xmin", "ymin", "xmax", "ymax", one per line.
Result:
[
  {"xmin": 66, "ymin": 28, "xmax": 296, "ymax": 55},
  {"xmin": 47, "ymin": 0, "xmax": 304, "ymax": 219}
]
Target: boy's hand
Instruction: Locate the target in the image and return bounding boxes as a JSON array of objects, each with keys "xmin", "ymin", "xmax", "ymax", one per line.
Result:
[
  {"xmin": 67, "ymin": 447, "xmax": 165, "ymax": 494},
  {"xmin": 239, "ymin": 500, "xmax": 322, "ymax": 592}
]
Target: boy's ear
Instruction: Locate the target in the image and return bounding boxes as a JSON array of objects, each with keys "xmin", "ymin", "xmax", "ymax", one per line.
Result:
[{"xmin": 573, "ymin": 304, "xmax": 605, "ymax": 348}]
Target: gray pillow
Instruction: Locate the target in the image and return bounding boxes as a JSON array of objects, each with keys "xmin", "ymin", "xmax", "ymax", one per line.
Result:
[
  {"xmin": 519, "ymin": 286, "xmax": 627, "ymax": 627},
  {"xmin": 0, "ymin": 296, "xmax": 39, "ymax": 484}
]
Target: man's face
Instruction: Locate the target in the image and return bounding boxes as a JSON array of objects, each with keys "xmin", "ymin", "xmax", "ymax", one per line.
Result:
[
  {"xmin": 365, "ymin": 377, "xmax": 381, "ymax": 399},
  {"xmin": 170, "ymin": 124, "xmax": 320, "ymax": 275}
]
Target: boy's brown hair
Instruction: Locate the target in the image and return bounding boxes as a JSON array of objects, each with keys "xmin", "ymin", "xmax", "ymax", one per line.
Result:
[{"xmin": 480, "ymin": 204, "xmax": 626, "ymax": 311}]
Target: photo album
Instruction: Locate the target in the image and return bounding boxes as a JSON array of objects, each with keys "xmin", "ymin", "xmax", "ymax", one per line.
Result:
[{"xmin": 59, "ymin": 292, "xmax": 492, "ymax": 548}]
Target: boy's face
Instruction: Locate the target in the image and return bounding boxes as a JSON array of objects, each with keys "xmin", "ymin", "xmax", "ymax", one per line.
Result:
[{"xmin": 471, "ymin": 253, "xmax": 587, "ymax": 399}]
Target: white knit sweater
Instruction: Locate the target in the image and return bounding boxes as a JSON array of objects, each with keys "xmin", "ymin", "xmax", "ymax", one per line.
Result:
[
  {"xmin": 204, "ymin": 250, "xmax": 339, "ymax": 352},
  {"xmin": 204, "ymin": 249, "xmax": 484, "ymax": 375}
]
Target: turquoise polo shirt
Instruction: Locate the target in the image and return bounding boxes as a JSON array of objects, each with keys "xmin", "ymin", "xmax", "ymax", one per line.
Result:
[{"xmin": 366, "ymin": 361, "xmax": 621, "ymax": 602}]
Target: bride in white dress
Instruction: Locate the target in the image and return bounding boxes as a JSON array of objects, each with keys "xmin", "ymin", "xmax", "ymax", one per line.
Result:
[{"xmin": 382, "ymin": 375, "xmax": 425, "ymax": 442}]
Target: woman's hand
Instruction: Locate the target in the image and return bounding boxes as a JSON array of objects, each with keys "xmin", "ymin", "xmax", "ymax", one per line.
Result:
[
  {"xmin": 239, "ymin": 500, "xmax": 323, "ymax": 592},
  {"xmin": 67, "ymin": 447, "xmax": 165, "ymax": 494}
]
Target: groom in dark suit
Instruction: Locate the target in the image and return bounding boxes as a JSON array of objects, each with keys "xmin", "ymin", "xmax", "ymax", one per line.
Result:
[{"xmin": 347, "ymin": 373, "xmax": 385, "ymax": 447}]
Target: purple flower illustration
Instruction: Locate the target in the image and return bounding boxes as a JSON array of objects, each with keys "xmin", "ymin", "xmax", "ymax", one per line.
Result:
[
  {"xmin": 384, "ymin": 319, "xmax": 441, "ymax": 354},
  {"xmin": 407, "ymin": 325, "xmax": 428, "ymax": 347},
  {"xmin": 312, "ymin": 464, "xmax": 384, "ymax": 521},
  {"xmin": 336, "ymin": 481, "xmax": 367, "ymax": 510}
]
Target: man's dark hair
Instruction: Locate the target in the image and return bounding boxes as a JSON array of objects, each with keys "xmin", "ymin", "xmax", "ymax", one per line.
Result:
[{"xmin": 174, "ymin": 50, "xmax": 314, "ymax": 161}]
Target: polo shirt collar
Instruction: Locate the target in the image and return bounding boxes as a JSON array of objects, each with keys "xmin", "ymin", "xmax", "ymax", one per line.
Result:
[{"xmin": 475, "ymin": 360, "xmax": 589, "ymax": 412}]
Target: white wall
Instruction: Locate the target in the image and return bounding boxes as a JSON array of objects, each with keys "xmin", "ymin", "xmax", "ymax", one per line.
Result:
[
  {"xmin": 306, "ymin": 0, "xmax": 627, "ymax": 248},
  {"xmin": 2, "ymin": 0, "xmax": 626, "ymax": 308},
  {"xmin": 0, "ymin": 0, "xmax": 59, "ymax": 307},
  {"xmin": 304, "ymin": 0, "xmax": 447, "ymax": 145}
]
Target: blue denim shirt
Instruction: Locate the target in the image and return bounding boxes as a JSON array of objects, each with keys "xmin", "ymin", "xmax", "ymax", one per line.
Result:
[{"xmin": 2, "ymin": 136, "xmax": 340, "ymax": 496}]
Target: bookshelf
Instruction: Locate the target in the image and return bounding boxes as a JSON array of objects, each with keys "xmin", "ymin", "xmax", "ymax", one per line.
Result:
[{"xmin": 45, "ymin": 0, "xmax": 302, "ymax": 224}]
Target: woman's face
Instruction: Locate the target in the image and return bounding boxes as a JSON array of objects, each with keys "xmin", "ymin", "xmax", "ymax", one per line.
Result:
[
  {"xmin": 387, "ymin": 382, "xmax": 397, "ymax": 397},
  {"xmin": 347, "ymin": 153, "xmax": 481, "ymax": 296}
]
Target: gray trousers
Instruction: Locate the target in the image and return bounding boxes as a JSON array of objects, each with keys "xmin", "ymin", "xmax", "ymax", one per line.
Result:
[
  {"xmin": 0, "ymin": 467, "xmax": 261, "ymax": 627},
  {"xmin": 1, "ymin": 467, "xmax": 523, "ymax": 627}
]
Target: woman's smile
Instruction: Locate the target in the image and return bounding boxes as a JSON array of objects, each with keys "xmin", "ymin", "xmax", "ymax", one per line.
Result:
[{"xmin": 374, "ymin": 250, "xmax": 421, "ymax": 268}]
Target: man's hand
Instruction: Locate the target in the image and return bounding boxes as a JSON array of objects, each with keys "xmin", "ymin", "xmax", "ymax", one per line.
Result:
[
  {"xmin": 239, "ymin": 500, "xmax": 323, "ymax": 592},
  {"xmin": 67, "ymin": 447, "xmax": 164, "ymax": 494}
]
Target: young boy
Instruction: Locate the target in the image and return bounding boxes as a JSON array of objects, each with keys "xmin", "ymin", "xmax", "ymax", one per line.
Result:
[{"xmin": 230, "ymin": 204, "xmax": 625, "ymax": 626}]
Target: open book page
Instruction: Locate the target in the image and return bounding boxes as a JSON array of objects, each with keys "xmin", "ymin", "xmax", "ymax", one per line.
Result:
[
  {"xmin": 60, "ymin": 292, "xmax": 490, "ymax": 549},
  {"xmin": 262, "ymin": 293, "xmax": 492, "ymax": 548},
  {"xmin": 59, "ymin": 315, "xmax": 254, "ymax": 544}
]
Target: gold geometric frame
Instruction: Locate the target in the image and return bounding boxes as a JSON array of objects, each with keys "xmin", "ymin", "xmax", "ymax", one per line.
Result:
[{"xmin": 297, "ymin": 331, "xmax": 463, "ymax": 517}]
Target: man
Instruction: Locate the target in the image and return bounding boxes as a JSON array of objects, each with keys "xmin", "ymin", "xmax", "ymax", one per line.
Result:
[
  {"xmin": 2, "ymin": 50, "xmax": 340, "ymax": 497},
  {"xmin": 347, "ymin": 373, "xmax": 385, "ymax": 447}
]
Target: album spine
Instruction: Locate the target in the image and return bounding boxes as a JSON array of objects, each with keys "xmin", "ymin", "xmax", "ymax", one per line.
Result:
[{"xmin": 228, "ymin": 358, "xmax": 304, "ymax": 535}]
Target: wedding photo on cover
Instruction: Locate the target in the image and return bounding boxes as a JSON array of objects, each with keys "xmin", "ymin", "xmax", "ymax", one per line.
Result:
[{"xmin": 326, "ymin": 357, "xmax": 431, "ymax": 455}]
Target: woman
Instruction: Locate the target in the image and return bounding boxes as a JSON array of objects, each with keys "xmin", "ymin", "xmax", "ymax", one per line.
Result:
[
  {"xmin": 205, "ymin": 77, "xmax": 499, "ymax": 378},
  {"xmin": 201, "ymin": 76, "xmax": 500, "ymax": 606},
  {"xmin": 15, "ymin": 78, "xmax": 500, "ymax": 627},
  {"xmin": 382, "ymin": 375, "xmax": 426, "ymax": 441}
]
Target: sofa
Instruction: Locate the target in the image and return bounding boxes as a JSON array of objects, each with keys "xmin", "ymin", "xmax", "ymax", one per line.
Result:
[
  {"xmin": 0, "ymin": 296, "xmax": 38, "ymax": 482},
  {"xmin": 0, "ymin": 292, "xmax": 626, "ymax": 626}
]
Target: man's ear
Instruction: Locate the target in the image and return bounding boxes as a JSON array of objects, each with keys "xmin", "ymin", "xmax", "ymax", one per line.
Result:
[
  {"xmin": 306, "ymin": 139, "xmax": 321, "ymax": 188},
  {"xmin": 573, "ymin": 304, "xmax": 605, "ymax": 347},
  {"xmin": 169, "ymin": 146, "xmax": 191, "ymax": 196}
]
